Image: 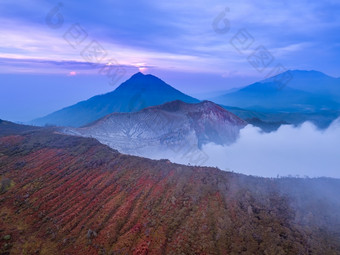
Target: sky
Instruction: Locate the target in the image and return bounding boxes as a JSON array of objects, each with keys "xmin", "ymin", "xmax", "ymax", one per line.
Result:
[{"xmin": 1, "ymin": 0, "xmax": 340, "ymax": 122}]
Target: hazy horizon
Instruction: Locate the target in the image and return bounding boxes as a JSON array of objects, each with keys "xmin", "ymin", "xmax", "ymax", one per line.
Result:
[{"xmin": 1, "ymin": 0, "xmax": 340, "ymax": 122}]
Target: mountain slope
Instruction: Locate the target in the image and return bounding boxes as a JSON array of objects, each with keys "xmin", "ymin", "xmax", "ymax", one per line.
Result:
[
  {"xmin": 213, "ymin": 70, "xmax": 340, "ymax": 112},
  {"xmin": 284, "ymin": 70, "xmax": 340, "ymax": 97},
  {"xmin": 64, "ymin": 100, "xmax": 247, "ymax": 161},
  {"xmin": 1, "ymin": 122, "xmax": 340, "ymax": 254},
  {"xmin": 31, "ymin": 72, "xmax": 199, "ymax": 127},
  {"xmin": 0, "ymin": 119, "xmax": 42, "ymax": 136}
]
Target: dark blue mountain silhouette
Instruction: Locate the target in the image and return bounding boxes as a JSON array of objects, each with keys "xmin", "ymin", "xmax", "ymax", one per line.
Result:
[
  {"xmin": 212, "ymin": 70, "xmax": 340, "ymax": 112},
  {"xmin": 31, "ymin": 72, "xmax": 199, "ymax": 127}
]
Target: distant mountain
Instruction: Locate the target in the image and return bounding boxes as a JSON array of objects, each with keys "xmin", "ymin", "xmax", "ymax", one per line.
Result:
[
  {"xmin": 284, "ymin": 70, "xmax": 340, "ymax": 97},
  {"xmin": 192, "ymin": 87, "xmax": 240, "ymax": 100},
  {"xmin": 31, "ymin": 72, "xmax": 199, "ymax": 127},
  {"xmin": 212, "ymin": 70, "xmax": 340, "ymax": 112},
  {"xmin": 1, "ymin": 122, "xmax": 340, "ymax": 254},
  {"xmin": 64, "ymin": 100, "xmax": 247, "ymax": 160}
]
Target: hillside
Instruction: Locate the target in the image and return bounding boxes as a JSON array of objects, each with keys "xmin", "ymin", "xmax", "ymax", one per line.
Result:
[
  {"xmin": 31, "ymin": 73, "xmax": 199, "ymax": 127},
  {"xmin": 64, "ymin": 100, "xmax": 247, "ymax": 159},
  {"xmin": 1, "ymin": 122, "xmax": 340, "ymax": 254},
  {"xmin": 0, "ymin": 119, "xmax": 42, "ymax": 136}
]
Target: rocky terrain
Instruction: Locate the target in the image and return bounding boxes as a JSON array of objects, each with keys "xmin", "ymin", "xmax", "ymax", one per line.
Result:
[{"xmin": 64, "ymin": 100, "xmax": 247, "ymax": 163}]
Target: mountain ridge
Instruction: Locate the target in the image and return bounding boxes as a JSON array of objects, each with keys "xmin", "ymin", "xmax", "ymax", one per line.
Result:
[
  {"xmin": 212, "ymin": 70, "xmax": 340, "ymax": 112},
  {"xmin": 65, "ymin": 100, "xmax": 247, "ymax": 160},
  {"xmin": 31, "ymin": 72, "xmax": 199, "ymax": 127}
]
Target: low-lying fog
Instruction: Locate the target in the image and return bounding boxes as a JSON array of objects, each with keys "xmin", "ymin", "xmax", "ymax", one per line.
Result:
[{"xmin": 145, "ymin": 118, "xmax": 340, "ymax": 178}]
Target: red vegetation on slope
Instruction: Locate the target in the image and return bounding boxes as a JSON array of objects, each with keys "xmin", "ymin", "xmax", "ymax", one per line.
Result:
[{"xmin": 0, "ymin": 125, "xmax": 340, "ymax": 254}]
